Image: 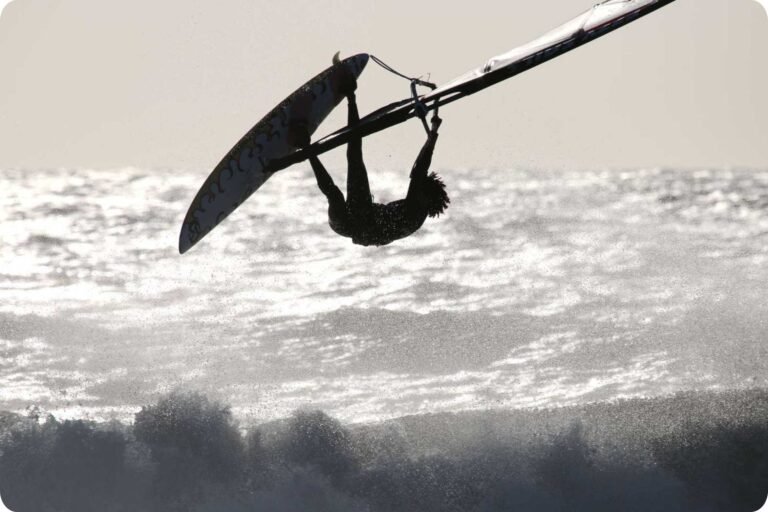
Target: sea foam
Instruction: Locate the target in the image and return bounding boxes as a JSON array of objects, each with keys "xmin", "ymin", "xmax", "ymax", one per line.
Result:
[{"xmin": 1, "ymin": 388, "xmax": 766, "ymax": 512}]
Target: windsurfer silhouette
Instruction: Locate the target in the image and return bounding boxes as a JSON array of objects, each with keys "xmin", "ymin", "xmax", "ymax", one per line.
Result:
[{"xmin": 294, "ymin": 56, "xmax": 449, "ymax": 247}]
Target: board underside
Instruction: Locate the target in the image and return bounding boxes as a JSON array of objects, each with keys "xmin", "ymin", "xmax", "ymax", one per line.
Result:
[{"xmin": 179, "ymin": 53, "xmax": 369, "ymax": 254}]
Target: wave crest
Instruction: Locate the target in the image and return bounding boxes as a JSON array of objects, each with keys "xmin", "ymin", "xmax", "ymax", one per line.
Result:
[{"xmin": 1, "ymin": 389, "xmax": 767, "ymax": 511}]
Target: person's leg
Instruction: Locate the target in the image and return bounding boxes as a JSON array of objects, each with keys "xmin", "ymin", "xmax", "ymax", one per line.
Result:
[
  {"xmin": 345, "ymin": 93, "xmax": 372, "ymax": 209},
  {"xmin": 309, "ymin": 156, "xmax": 346, "ymax": 221},
  {"xmin": 310, "ymin": 155, "xmax": 344, "ymax": 207}
]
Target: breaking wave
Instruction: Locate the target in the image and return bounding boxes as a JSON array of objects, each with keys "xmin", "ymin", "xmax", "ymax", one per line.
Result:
[{"xmin": 1, "ymin": 388, "xmax": 767, "ymax": 512}]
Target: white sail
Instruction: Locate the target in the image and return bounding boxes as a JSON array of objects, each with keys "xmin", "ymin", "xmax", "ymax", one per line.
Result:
[
  {"xmin": 219, "ymin": 0, "xmax": 678, "ymax": 212},
  {"xmin": 427, "ymin": 0, "xmax": 675, "ymax": 100}
]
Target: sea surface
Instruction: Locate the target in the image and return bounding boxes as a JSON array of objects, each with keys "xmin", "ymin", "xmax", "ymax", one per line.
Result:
[
  {"xmin": 1, "ymin": 165, "xmax": 767, "ymax": 424},
  {"xmin": 2, "ymin": 165, "xmax": 768, "ymax": 511}
]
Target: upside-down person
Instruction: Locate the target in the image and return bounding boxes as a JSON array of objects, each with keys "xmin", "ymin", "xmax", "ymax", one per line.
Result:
[{"xmin": 292, "ymin": 55, "xmax": 450, "ymax": 247}]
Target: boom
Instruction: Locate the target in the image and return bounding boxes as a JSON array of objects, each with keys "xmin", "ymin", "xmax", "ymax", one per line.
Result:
[{"xmin": 266, "ymin": 0, "xmax": 677, "ymax": 174}]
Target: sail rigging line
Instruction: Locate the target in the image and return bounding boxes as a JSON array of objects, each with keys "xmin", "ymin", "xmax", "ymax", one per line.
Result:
[
  {"xmin": 370, "ymin": 54, "xmax": 438, "ymax": 134},
  {"xmin": 370, "ymin": 54, "xmax": 436, "ymax": 90}
]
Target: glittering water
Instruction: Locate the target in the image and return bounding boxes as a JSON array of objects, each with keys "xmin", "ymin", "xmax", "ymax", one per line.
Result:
[{"xmin": 1, "ymin": 166, "xmax": 767, "ymax": 423}]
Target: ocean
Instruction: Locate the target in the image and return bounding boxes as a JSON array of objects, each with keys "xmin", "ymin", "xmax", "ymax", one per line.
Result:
[{"xmin": 1, "ymin": 165, "xmax": 767, "ymax": 510}]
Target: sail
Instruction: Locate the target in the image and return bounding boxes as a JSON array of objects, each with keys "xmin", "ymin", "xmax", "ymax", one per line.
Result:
[
  {"xmin": 266, "ymin": 0, "xmax": 678, "ymax": 175},
  {"xmin": 425, "ymin": 0, "xmax": 677, "ymax": 102}
]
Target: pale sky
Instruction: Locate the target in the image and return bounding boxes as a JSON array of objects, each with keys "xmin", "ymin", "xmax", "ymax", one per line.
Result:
[{"xmin": 0, "ymin": 0, "xmax": 766, "ymax": 172}]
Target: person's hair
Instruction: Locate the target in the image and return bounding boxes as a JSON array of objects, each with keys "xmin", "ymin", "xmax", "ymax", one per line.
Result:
[{"xmin": 423, "ymin": 172, "xmax": 450, "ymax": 218}]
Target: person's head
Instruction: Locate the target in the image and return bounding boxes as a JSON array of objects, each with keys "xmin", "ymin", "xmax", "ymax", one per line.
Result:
[{"xmin": 423, "ymin": 172, "xmax": 450, "ymax": 218}]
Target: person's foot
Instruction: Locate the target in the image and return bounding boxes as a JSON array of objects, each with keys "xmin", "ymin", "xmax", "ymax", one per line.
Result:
[
  {"xmin": 337, "ymin": 70, "xmax": 357, "ymax": 97},
  {"xmin": 332, "ymin": 51, "xmax": 357, "ymax": 98},
  {"xmin": 430, "ymin": 114, "xmax": 442, "ymax": 133}
]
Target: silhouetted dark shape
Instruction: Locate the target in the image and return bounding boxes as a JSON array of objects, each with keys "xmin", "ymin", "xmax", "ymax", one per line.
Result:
[
  {"xmin": 1, "ymin": 390, "xmax": 767, "ymax": 511},
  {"xmin": 306, "ymin": 72, "xmax": 449, "ymax": 246},
  {"xmin": 0, "ymin": 415, "xmax": 136, "ymax": 512},
  {"xmin": 133, "ymin": 392, "xmax": 245, "ymax": 511}
]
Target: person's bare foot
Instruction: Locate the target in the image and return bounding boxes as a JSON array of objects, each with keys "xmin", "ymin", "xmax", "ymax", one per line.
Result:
[
  {"xmin": 430, "ymin": 114, "xmax": 442, "ymax": 133},
  {"xmin": 332, "ymin": 52, "xmax": 357, "ymax": 98}
]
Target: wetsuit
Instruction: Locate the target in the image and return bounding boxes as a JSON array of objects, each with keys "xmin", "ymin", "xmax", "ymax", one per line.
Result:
[{"xmin": 309, "ymin": 94, "xmax": 440, "ymax": 247}]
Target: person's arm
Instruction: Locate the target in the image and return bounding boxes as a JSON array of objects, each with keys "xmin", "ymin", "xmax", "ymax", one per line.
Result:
[{"xmin": 409, "ymin": 114, "xmax": 441, "ymax": 180}]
